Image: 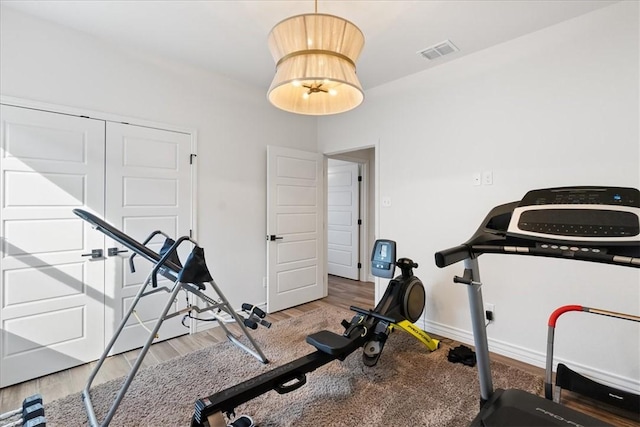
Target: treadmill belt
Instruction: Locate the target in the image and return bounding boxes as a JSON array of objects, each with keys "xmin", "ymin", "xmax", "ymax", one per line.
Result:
[{"xmin": 473, "ymin": 389, "xmax": 613, "ymax": 427}]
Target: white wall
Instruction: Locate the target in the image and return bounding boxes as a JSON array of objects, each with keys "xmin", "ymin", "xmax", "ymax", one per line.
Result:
[
  {"xmin": 319, "ymin": 1, "xmax": 640, "ymax": 391},
  {"xmin": 0, "ymin": 6, "xmax": 317, "ymax": 311}
]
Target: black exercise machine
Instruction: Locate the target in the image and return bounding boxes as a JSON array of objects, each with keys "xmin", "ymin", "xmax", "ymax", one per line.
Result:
[
  {"xmin": 73, "ymin": 209, "xmax": 270, "ymax": 427},
  {"xmin": 435, "ymin": 186, "xmax": 639, "ymax": 426},
  {"xmin": 191, "ymin": 239, "xmax": 440, "ymax": 427}
]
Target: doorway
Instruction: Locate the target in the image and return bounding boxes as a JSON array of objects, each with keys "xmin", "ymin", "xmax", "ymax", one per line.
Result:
[{"xmin": 326, "ymin": 147, "xmax": 375, "ymax": 284}]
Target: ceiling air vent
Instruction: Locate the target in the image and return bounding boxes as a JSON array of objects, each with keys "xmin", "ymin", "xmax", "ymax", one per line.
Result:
[{"xmin": 418, "ymin": 40, "xmax": 458, "ymax": 60}]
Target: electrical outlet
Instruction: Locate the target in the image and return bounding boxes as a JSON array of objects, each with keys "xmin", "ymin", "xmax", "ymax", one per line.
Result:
[
  {"xmin": 473, "ymin": 173, "xmax": 481, "ymax": 186},
  {"xmin": 484, "ymin": 303, "xmax": 495, "ymax": 321}
]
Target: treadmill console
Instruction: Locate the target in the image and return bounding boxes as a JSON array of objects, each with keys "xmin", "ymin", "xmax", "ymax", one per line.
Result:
[
  {"xmin": 371, "ymin": 239, "xmax": 396, "ymax": 279},
  {"xmin": 507, "ymin": 186, "xmax": 639, "ymax": 245}
]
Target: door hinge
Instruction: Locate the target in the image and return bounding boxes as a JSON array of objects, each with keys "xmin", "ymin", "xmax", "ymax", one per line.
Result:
[
  {"xmin": 358, "ymin": 176, "xmax": 362, "ymax": 182},
  {"xmin": 189, "ymin": 229, "xmax": 193, "ymax": 238},
  {"xmin": 357, "ymin": 262, "xmax": 362, "ymax": 269},
  {"xmin": 190, "ymin": 153, "xmax": 197, "ymax": 164},
  {"xmin": 357, "ymin": 219, "xmax": 362, "ymax": 225}
]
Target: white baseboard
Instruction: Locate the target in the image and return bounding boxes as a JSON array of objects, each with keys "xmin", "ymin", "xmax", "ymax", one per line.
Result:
[{"xmin": 419, "ymin": 318, "xmax": 640, "ymax": 395}]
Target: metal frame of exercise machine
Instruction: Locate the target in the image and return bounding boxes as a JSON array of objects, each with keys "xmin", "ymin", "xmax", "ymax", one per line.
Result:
[
  {"xmin": 191, "ymin": 239, "xmax": 440, "ymax": 427},
  {"xmin": 545, "ymin": 305, "xmax": 640, "ymax": 415},
  {"xmin": 73, "ymin": 209, "xmax": 269, "ymax": 427},
  {"xmin": 435, "ymin": 186, "xmax": 639, "ymax": 427}
]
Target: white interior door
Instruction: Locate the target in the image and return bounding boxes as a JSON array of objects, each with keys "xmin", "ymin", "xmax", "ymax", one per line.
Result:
[
  {"xmin": 266, "ymin": 146, "xmax": 325, "ymax": 313},
  {"xmin": 0, "ymin": 105, "xmax": 106, "ymax": 387},
  {"xmin": 327, "ymin": 160, "xmax": 360, "ymax": 280},
  {"xmin": 105, "ymin": 122, "xmax": 192, "ymax": 354}
]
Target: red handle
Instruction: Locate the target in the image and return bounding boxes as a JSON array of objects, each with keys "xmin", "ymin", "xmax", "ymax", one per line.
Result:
[{"xmin": 548, "ymin": 305, "xmax": 584, "ymax": 327}]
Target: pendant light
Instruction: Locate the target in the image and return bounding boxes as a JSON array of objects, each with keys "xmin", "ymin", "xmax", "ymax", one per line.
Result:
[{"xmin": 267, "ymin": 0, "xmax": 365, "ymax": 115}]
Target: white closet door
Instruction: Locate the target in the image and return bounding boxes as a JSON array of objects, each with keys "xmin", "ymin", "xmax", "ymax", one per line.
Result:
[
  {"xmin": 104, "ymin": 122, "xmax": 192, "ymax": 354},
  {"xmin": 0, "ymin": 105, "xmax": 106, "ymax": 387}
]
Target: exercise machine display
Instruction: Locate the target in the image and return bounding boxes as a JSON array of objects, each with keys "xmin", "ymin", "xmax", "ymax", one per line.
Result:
[
  {"xmin": 435, "ymin": 186, "xmax": 639, "ymax": 426},
  {"xmin": 191, "ymin": 239, "xmax": 440, "ymax": 427},
  {"xmin": 73, "ymin": 209, "xmax": 270, "ymax": 427}
]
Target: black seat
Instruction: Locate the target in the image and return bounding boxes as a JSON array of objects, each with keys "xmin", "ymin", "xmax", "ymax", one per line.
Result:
[{"xmin": 306, "ymin": 330, "xmax": 359, "ymax": 356}]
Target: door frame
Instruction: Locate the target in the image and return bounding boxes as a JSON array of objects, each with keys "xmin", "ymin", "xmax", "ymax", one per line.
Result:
[{"xmin": 325, "ymin": 151, "xmax": 373, "ymax": 283}]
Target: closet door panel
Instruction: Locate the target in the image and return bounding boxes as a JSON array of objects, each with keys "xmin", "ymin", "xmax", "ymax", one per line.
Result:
[
  {"xmin": 0, "ymin": 105, "xmax": 106, "ymax": 387},
  {"xmin": 104, "ymin": 122, "xmax": 192, "ymax": 354}
]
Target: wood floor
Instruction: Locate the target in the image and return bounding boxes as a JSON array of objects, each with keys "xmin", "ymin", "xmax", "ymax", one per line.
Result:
[{"xmin": 1, "ymin": 275, "xmax": 637, "ymax": 426}]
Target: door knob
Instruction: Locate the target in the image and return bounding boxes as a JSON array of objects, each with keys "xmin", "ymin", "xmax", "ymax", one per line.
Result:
[
  {"xmin": 267, "ymin": 235, "xmax": 284, "ymax": 241},
  {"xmin": 108, "ymin": 247, "xmax": 129, "ymax": 256},
  {"xmin": 81, "ymin": 249, "xmax": 103, "ymax": 259}
]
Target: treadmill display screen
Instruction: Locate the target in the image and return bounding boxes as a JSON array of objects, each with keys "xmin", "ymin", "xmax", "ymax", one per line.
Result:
[
  {"xmin": 519, "ymin": 186, "xmax": 639, "ymax": 208},
  {"xmin": 507, "ymin": 186, "xmax": 640, "ymax": 244},
  {"xmin": 518, "ymin": 209, "xmax": 639, "ymax": 238}
]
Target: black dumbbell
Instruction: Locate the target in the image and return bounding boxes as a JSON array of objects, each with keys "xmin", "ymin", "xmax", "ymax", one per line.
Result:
[
  {"xmin": 1, "ymin": 403, "xmax": 45, "ymax": 427},
  {"xmin": 0, "ymin": 394, "xmax": 43, "ymax": 421},
  {"xmin": 24, "ymin": 416, "xmax": 46, "ymax": 427}
]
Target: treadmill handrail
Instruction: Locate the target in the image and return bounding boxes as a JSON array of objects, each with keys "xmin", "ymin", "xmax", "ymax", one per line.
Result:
[
  {"xmin": 434, "ymin": 200, "xmax": 640, "ymax": 269},
  {"xmin": 434, "ymin": 244, "xmax": 472, "ymax": 268}
]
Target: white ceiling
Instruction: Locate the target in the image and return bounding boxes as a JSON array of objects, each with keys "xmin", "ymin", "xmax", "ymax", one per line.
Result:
[{"xmin": 2, "ymin": 0, "xmax": 618, "ymax": 91}]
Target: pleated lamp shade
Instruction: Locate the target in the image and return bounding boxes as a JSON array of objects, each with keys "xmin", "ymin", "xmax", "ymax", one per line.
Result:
[{"xmin": 267, "ymin": 13, "xmax": 365, "ymax": 115}]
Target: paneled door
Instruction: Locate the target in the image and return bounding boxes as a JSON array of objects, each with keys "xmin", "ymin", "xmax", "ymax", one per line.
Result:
[
  {"xmin": 0, "ymin": 105, "xmax": 107, "ymax": 387},
  {"xmin": 266, "ymin": 146, "xmax": 325, "ymax": 313},
  {"xmin": 104, "ymin": 122, "xmax": 192, "ymax": 354},
  {"xmin": 0, "ymin": 104, "xmax": 193, "ymax": 386},
  {"xmin": 327, "ymin": 160, "xmax": 360, "ymax": 280}
]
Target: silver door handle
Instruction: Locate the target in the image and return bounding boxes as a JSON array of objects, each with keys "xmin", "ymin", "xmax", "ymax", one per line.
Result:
[
  {"xmin": 108, "ymin": 247, "xmax": 129, "ymax": 256},
  {"xmin": 81, "ymin": 249, "xmax": 103, "ymax": 259}
]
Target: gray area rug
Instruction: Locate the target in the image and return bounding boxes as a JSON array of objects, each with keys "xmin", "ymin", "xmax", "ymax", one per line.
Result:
[{"xmin": 46, "ymin": 306, "xmax": 543, "ymax": 426}]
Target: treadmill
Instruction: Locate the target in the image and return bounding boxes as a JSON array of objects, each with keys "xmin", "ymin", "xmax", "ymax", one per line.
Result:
[{"xmin": 435, "ymin": 186, "xmax": 639, "ymax": 426}]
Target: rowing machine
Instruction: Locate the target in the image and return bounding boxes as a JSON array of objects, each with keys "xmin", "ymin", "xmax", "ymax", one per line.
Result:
[{"xmin": 192, "ymin": 239, "xmax": 439, "ymax": 427}]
